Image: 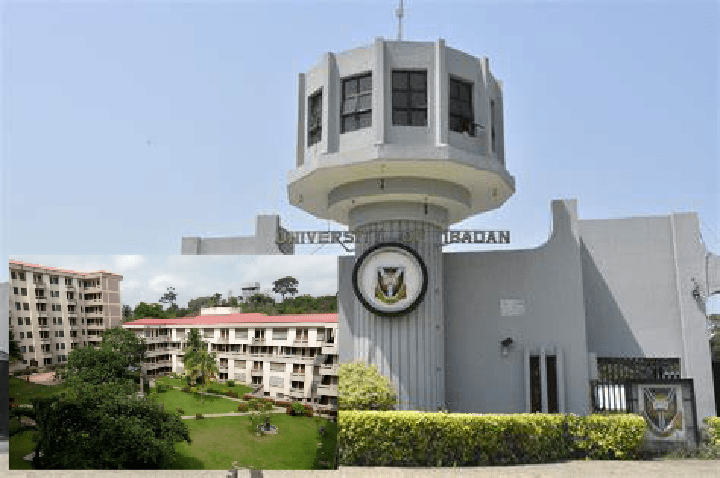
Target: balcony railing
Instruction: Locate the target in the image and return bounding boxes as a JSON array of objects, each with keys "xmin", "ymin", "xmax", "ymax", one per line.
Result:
[
  {"xmin": 251, "ymin": 368, "xmax": 263, "ymax": 376},
  {"xmin": 39, "ymin": 337, "xmax": 50, "ymax": 342},
  {"xmin": 321, "ymin": 343, "xmax": 338, "ymax": 355},
  {"xmin": 289, "ymin": 388, "xmax": 305, "ymax": 397},
  {"xmin": 35, "ymin": 297, "xmax": 47, "ymax": 302},
  {"xmin": 251, "ymin": 338, "xmax": 266, "ymax": 345},
  {"xmin": 292, "ymin": 339, "xmax": 309, "ymax": 346},
  {"xmin": 291, "ymin": 371, "xmax": 306, "ymax": 378},
  {"xmin": 38, "ymin": 324, "xmax": 49, "ymax": 329},
  {"xmin": 317, "ymin": 384, "xmax": 338, "ymax": 396},
  {"xmin": 319, "ymin": 364, "xmax": 338, "ymax": 375},
  {"xmin": 65, "ymin": 284, "xmax": 76, "ymax": 290}
]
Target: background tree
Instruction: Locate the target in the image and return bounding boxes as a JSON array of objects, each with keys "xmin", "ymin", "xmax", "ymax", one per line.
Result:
[
  {"xmin": 133, "ymin": 302, "xmax": 164, "ymax": 319},
  {"xmin": 122, "ymin": 304, "xmax": 133, "ymax": 321},
  {"xmin": 273, "ymin": 276, "xmax": 299, "ymax": 302},
  {"xmin": 709, "ymin": 313, "xmax": 720, "ymax": 362},
  {"xmin": 8, "ymin": 329, "xmax": 23, "ymax": 363},
  {"xmin": 159, "ymin": 286, "xmax": 178, "ymax": 310},
  {"xmin": 338, "ymin": 361, "xmax": 397, "ymax": 411},
  {"xmin": 11, "ymin": 387, "xmax": 191, "ymax": 469}
]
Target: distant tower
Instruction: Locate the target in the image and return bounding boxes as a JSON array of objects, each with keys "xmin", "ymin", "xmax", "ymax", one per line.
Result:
[{"xmin": 289, "ymin": 38, "xmax": 514, "ymax": 410}]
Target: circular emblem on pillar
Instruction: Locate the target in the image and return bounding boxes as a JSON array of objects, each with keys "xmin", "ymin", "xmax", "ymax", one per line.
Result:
[{"xmin": 352, "ymin": 242, "xmax": 428, "ymax": 317}]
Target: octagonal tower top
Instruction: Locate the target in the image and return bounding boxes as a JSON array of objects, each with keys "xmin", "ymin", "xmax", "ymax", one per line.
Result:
[{"xmin": 288, "ymin": 38, "xmax": 515, "ymax": 228}]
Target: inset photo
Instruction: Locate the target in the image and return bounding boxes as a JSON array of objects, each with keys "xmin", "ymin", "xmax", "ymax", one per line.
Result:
[{"xmin": 7, "ymin": 256, "xmax": 338, "ymax": 471}]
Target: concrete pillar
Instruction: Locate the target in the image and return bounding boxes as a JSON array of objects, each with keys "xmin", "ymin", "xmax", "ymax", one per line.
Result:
[{"xmin": 349, "ymin": 210, "xmax": 445, "ymax": 411}]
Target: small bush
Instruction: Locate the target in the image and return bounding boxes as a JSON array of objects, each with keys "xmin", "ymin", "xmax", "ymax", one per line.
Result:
[
  {"xmin": 227, "ymin": 380, "xmax": 235, "ymax": 387},
  {"xmin": 176, "ymin": 408, "xmax": 185, "ymax": 415},
  {"xmin": 195, "ymin": 413, "xmax": 204, "ymax": 420},
  {"xmin": 226, "ymin": 391, "xmax": 239, "ymax": 398},
  {"xmin": 705, "ymin": 417, "xmax": 720, "ymax": 448},
  {"xmin": 243, "ymin": 394, "xmax": 254, "ymax": 400},
  {"xmin": 291, "ymin": 402, "xmax": 304, "ymax": 416},
  {"xmin": 181, "ymin": 386, "xmax": 191, "ymax": 393},
  {"xmin": 237, "ymin": 403, "xmax": 248, "ymax": 412}
]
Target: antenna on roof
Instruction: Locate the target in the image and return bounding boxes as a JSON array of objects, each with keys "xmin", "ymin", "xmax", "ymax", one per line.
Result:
[{"xmin": 396, "ymin": 0, "xmax": 404, "ymax": 41}]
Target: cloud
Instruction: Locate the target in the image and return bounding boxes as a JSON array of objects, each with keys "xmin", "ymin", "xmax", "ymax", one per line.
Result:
[{"xmin": 112, "ymin": 255, "xmax": 146, "ymax": 272}]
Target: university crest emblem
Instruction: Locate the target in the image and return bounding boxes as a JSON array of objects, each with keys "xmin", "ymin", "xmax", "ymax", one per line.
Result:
[
  {"xmin": 640, "ymin": 385, "xmax": 684, "ymax": 439},
  {"xmin": 352, "ymin": 242, "xmax": 427, "ymax": 317}
]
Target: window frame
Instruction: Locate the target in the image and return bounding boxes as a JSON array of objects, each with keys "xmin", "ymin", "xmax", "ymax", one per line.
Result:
[
  {"xmin": 448, "ymin": 77, "xmax": 475, "ymax": 136},
  {"xmin": 340, "ymin": 72, "xmax": 372, "ymax": 134},
  {"xmin": 307, "ymin": 88, "xmax": 323, "ymax": 147},
  {"xmin": 391, "ymin": 70, "xmax": 428, "ymax": 127}
]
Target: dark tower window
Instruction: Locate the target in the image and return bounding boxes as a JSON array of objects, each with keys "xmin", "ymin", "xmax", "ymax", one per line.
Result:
[
  {"xmin": 341, "ymin": 73, "xmax": 372, "ymax": 133},
  {"xmin": 490, "ymin": 99, "xmax": 497, "ymax": 152},
  {"xmin": 449, "ymin": 78, "xmax": 474, "ymax": 136},
  {"xmin": 307, "ymin": 89, "xmax": 322, "ymax": 147},
  {"xmin": 392, "ymin": 70, "xmax": 427, "ymax": 126}
]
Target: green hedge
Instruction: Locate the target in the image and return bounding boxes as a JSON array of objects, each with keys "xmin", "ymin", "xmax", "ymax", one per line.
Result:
[
  {"xmin": 337, "ymin": 411, "xmax": 646, "ymax": 466},
  {"xmin": 705, "ymin": 417, "xmax": 720, "ymax": 448}
]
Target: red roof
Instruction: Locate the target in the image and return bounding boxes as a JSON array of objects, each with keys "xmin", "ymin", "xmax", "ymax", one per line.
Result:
[
  {"xmin": 9, "ymin": 260, "xmax": 122, "ymax": 278},
  {"xmin": 124, "ymin": 312, "xmax": 337, "ymax": 326}
]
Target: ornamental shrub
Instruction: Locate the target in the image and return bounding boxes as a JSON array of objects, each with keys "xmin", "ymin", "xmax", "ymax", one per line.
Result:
[
  {"xmin": 237, "ymin": 403, "xmax": 248, "ymax": 412},
  {"xmin": 227, "ymin": 380, "xmax": 235, "ymax": 387},
  {"xmin": 337, "ymin": 411, "xmax": 646, "ymax": 466},
  {"xmin": 705, "ymin": 417, "xmax": 720, "ymax": 448},
  {"xmin": 291, "ymin": 402, "xmax": 304, "ymax": 416},
  {"xmin": 195, "ymin": 413, "xmax": 204, "ymax": 420},
  {"xmin": 338, "ymin": 362, "xmax": 397, "ymax": 411},
  {"xmin": 176, "ymin": 408, "xmax": 185, "ymax": 415}
]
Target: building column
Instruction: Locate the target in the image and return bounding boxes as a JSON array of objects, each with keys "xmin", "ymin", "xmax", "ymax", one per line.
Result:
[{"xmin": 349, "ymin": 205, "xmax": 446, "ymax": 411}]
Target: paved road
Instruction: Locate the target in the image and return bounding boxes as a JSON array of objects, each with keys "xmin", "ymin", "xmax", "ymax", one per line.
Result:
[{"xmin": 3, "ymin": 458, "xmax": 720, "ymax": 477}]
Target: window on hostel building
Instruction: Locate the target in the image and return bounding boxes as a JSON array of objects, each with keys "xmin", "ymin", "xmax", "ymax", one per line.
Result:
[
  {"xmin": 392, "ymin": 71, "xmax": 427, "ymax": 126},
  {"xmin": 449, "ymin": 78, "xmax": 474, "ymax": 136},
  {"xmin": 307, "ymin": 88, "xmax": 322, "ymax": 146},
  {"xmin": 341, "ymin": 73, "xmax": 372, "ymax": 133}
]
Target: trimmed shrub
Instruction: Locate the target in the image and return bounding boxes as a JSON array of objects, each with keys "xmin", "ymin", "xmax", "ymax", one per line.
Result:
[
  {"xmin": 291, "ymin": 402, "xmax": 304, "ymax": 416},
  {"xmin": 705, "ymin": 417, "xmax": 720, "ymax": 448},
  {"xmin": 195, "ymin": 413, "xmax": 204, "ymax": 420},
  {"xmin": 226, "ymin": 391, "xmax": 239, "ymax": 399},
  {"xmin": 237, "ymin": 403, "xmax": 248, "ymax": 412},
  {"xmin": 337, "ymin": 411, "xmax": 646, "ymax": 466},
  {"xmin": 227, "ymin": 380, "xmax": 235, "ymax": 387},
  {"xmin": 176, "ymin": 407, "xmax": 185, "ymax": 415},
  {"xmin": 243, "ymin": 394, "xmax": 254, "ymax": 400},
  {"xmin": 181, "ymin": 386, "xmax": 191, "ymax": 393}
]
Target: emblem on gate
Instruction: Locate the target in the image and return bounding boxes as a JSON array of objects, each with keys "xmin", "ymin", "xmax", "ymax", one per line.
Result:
[
  {"xmin": 641, "ymin": 386, "xmax": 683, "ymax": 438},
  {"xmin": 353, "ymin": 243, "xmax": 427, "ymax": 317}
]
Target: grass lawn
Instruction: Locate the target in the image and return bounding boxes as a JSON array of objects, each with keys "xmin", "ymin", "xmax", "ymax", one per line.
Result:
[
  {"xmin": 149, "ymin": 388, "xmax": 244, "ymax": 415},
  {"xmin": 9, "ymin": 431, "xmax": 36, "ymax": 470},
  {"xmin": 155, "ymin": 375, "xmax": 252, "ymax": 397},
  {"xmin": 9, "ymin": 376, "xmax": 65, "ymax": 405},
  {"xmin": 172, "ymin": 414, "xmax": 337, "ymax": 470}
]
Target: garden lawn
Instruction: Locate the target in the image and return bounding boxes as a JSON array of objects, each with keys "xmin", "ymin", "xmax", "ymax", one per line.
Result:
[
  {"xmin": 155, "ymin": 376, "xmax": 252, "ymax": 397},
  {"xmin": 9, "ymin": 377, "xmax": 65, "ymax": 405},
  {"xmin": 9, "ymin": 431, "xmax": 36, "ymax": 470},
  {"xmin": 149, "ymin": 388, "xmax": 243, "ymax": 415},
  {"xmin": 172, "ymin": 415, "xmax": 337, "ymax": 470}
]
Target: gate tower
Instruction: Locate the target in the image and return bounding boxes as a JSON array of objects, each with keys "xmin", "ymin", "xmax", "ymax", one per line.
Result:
[{"xmin": 288, "ymin": 38, "xmax": 515, "ymax": 410}]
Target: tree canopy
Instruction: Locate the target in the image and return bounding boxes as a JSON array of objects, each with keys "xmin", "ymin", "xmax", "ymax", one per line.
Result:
[
  {"xmin": 273, "ymin": 276, "xmax": 299, "ymax": 302},
  {"xmin": 159, "ymin": 286, "xmax": 178, "ymax": 310},
  {"xmin": 338, "ymin": 361, "xmax": 397, "ymax": 411},
  {"xmin": 12, "ymin": 387, "xmax": 190, "ymax": 469},
  {"xmin": 8, "ymin": 329, "xmax": 23, "ymax": 363}
]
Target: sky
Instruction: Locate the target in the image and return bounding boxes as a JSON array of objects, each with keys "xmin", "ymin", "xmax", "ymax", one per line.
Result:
[
  {"xmin": 1, "ymin": 2, "xmax": 718, "ymax": 306},
  {"xmin": 9, "ymin": 255, "xmax": 338, "ymax": 309}
]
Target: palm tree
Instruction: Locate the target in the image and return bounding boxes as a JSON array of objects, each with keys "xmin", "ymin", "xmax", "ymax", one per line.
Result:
[
  {"xmin": 197, "ymin": 350, "xmax": 219, "ymax": 404},
  {"xmin": 182, "ymin": 329, "xmax": 204, "ymax": 386}
]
